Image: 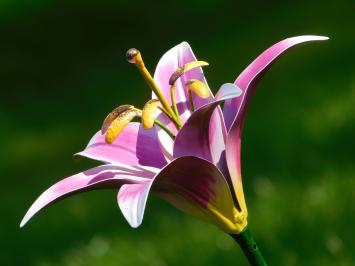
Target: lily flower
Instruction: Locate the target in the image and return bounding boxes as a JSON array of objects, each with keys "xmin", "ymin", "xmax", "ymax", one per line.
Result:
[{"xmin": 21, "ymin": 36, "xmax": 327, "ymax": 263}]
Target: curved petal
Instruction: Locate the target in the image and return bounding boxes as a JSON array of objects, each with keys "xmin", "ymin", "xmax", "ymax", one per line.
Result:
[
  {"xmin": 153, "ymin": 156, "xmax": 246, "ymax": 234},
  {"xmin": 20, "ymin": 164, "xmax": 158, "ymax": 227},
  {"xmin": 154, "ymin": 42, "xmax": 213, "ymax": 119},
  {"xmin": 224, "ymin": 35, "xmax": 329, "ymax": 129},
  {"xmin": 173, "ymin": 83, "xmax": 242, "ymax": 175},
  {"xmin": 117, "ymin": 156, "xmax": 245, "ymax": 233},
  {"xmin": 224, "ymin": 36, "xmax": 328, "ymax": 208},
  {"xmin": 76, "ymin": 122, "xmax": 169, "ymax": 169},
  {"xmin": 117, "ymin": 183, "xmax": 152, "ymax": 228},
  {"xmin": 177, "ymin": 42, "xmax": 214, "ymax": 110},
  {"xmin": 153, "ymin": 42, "xmax": 214, "ymax": 155}
]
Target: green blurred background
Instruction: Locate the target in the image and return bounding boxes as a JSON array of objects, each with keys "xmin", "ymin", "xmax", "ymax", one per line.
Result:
[{"xmin": 1, "ymin": 0, "xmax": 354, "ymax": 265}]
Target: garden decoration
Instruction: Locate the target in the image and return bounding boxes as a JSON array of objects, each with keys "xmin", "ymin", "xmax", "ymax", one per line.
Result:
[{"xmin": 21, "ymin": 35, "xmax": 328, "ymax": 265}]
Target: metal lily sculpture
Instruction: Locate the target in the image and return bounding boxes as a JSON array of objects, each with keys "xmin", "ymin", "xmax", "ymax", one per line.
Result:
[{"xmin": 21, "ymin": 35, "xmax": 328, "ymax": 265}]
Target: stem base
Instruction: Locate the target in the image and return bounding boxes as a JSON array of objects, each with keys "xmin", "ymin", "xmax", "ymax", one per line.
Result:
[{"xmin": 231, "ymin": 226, "xmax": 267, "ymax": 266}]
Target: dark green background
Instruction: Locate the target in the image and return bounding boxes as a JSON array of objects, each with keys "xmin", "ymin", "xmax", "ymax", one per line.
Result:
[{"xmin": 1, "ymin": 1, "xmax": 354, "ymax": 265}]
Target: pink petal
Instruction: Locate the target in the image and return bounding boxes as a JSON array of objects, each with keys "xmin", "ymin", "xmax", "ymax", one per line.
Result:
[
  {"xmin": 20, "ymin": 164, "xmax": 157, "ymax": 227},
  {"xmin": 178, "ymin": 42, "xmax": 214, "ymax": 110},
  {"xmin": 76, "ymin": 122, "xmax": 169, "ymax": 168},
  {"xmin": 224, "ymin": 36, "xmax": 329, "ymax": 189},
  {"xmin": 116, "ymin": 156, "xmax": 238, "ymax": 231},
  {"xmin": 224, "ymin": 35, "xmax": 329, "ymax": 129},
  {"xmin": 153, "ymin": 156, "xmax": 239, "ymax": 233},
  {"xmin": 153, "ymin": 42, "xmax": 214, "ymax": 156},
  {"xmin": 117, "ymin": 183, "xmax": 152, "ymax": 228},
  {"xmin": 173, "ymin": 83, "xmax": 242, "ymax": 176}
]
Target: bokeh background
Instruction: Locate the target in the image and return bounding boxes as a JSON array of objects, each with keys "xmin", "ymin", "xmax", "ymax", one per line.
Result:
[{"xmin": 1, "ymin": 0, "xmax": 354, "ymax": 265}]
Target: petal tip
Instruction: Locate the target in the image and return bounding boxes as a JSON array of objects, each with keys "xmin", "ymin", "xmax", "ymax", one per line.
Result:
[
  {"xmin": 19, "ymin": 214, "xmax": 30, "ymax": 228},
  {"xmin": 73, "ymin": 152, "xmax": 82, "ymax": 158},
  {"xmin": 128, "ymin": 221, "xmax": 141, "ymax": 229},
  {"xmin": 216, "ymin": 83, "xmax": 243, "ymax": 100},
  {"xmin": 180, "ymin": 41, "xmax": 191, "ymax": 47},
  {"xmin": 292, "ymin": 35, "xmax": 330, "ymax": 42},
  {"xmin": 118, "ymin": 205, "xmax": 143, "ymax": 229},
  {"xmin": 306, "ymin": 35, "xmax": 329, "ymax": 41}
]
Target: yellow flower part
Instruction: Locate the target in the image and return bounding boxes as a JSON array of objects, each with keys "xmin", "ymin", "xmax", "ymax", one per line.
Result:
[
  {"xmin": 142, "ymin": 99, "xmax": 160, "ymax": 129},
  {"xmin": 185, "ymin": 79, "xmax": 210, "ymax": 99},
  {"xmin": 105, "ymin": 109, "xmax": 138, "ymax": 144}
]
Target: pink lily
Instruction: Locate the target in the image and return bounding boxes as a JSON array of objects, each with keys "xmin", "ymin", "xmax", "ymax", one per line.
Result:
[{"xmin": 21, "ymin": 35, "xmax": 328, "ymax": 239}]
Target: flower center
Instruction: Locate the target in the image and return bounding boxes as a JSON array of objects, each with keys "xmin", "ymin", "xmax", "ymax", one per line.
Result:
[{"xmin": 102, "ymin": 48, "xmax": 210, "ymax": 144}]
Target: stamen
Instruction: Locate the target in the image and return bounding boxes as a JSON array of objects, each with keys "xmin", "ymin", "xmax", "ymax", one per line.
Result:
[
  {"xmin": 169, "ymin": 68, "xmax": 184, "ymax": 86},
  {"xmin": 185, "ymin": 79, "xmax": 210, "ymax": 98},
  {"xmin": 169, "ymin": 61, "xmax": 209, "ymax": 85},
  {"xmin": 183, "ymin": 60, "xmax": 209, "ymax": 73},
  {"xmin": 142, "ymin": 99, "xmax": 160, "ymax": 129},
  {"xmin": 153, "ymin": 119, "xmax": 176, "ymax": 139},
  {"xmin": 188, "ymin": 90, "xmax": 195, "ymax": 112},
  {"xmin": 135, "ymin": 107, "xmax": 176, "ymax": 139},
  {"xmin": 126, "ymin": 48, "xmax": 181, "ymax": 129},
  {"xmin": 105, "ymin": 109, "xmax": 138, "ymax": 144},
  {"xmin": 101, "ymin": 105, "xmax": 134, "ymax": 134},
  {"xmin": 170, "ymin": 86, "xmax": 180, "ymax": 119}
]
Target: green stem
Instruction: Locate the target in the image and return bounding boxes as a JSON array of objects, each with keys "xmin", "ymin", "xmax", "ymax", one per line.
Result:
[
  {"xmin": 154, "ymin": 119, "xmax": 176, "ymax": 139},
  {"xmin": 231, "ymin": 226, "xmax": 267, "ymax": 266},
  {"xmin": 136, "ymin": 64, "xmax": 181, "ymax": 129},
  {"xmin": 157, "ymin": 106, "xmax": 180, "ymax": 131},
  {"xmin": 170, "ymin": 85, "xmax": 180, "ymax": 120}
]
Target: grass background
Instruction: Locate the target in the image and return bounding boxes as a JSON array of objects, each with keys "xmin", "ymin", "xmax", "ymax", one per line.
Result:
[{"xmin": 1, "ymin": 0, "xmax": 354, "ymax": 265}]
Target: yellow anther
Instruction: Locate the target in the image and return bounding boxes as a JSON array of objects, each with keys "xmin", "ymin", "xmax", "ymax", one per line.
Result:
[
  {"xmin": 185, "ymin": 79, "xmax": 210, "ymax": 98},
  {"xmin": 169, "ymin": 61, "xmax": 209, "ymax": 85},
  {"xmin": 142, "ymin": 99, "xmax": 160, "ymax": 129},
  {"xmin": 105, "ymin": 109, "xmax": 138, "ymax": 144},
  {"xmin": 169, "ymin": 68, "xmax": 184, "ymax": 86},
  {"xmin": 101, "ymin": 105, "xmax": 134, "ymax": 134},
  {"xmin": 183, "ymin": 60, "xmax": 209, "ymax": 72}
]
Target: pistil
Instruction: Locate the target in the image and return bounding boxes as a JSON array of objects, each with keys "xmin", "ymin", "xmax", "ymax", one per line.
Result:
[{"xmin": 126, "ymin": 48, "xmax": 181, "ymax": 129}]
